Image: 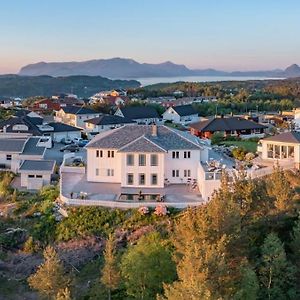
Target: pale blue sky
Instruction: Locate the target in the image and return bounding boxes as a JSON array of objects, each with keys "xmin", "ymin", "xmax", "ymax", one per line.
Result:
[{"xmin": 0, "ymin": 0, "xmax": 299, "ymax": 73}]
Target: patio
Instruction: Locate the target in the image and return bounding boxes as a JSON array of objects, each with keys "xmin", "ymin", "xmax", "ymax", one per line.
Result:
[{"xmin": 60, "ymin": 172, "xmax": 204, "ymax": 208}]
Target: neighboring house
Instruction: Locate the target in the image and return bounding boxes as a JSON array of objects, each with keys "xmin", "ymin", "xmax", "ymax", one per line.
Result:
[
  {"xmin": 19, "ymin": 160, "xmax": 56, "ymax": 190},
  {"xmin": 84, "ymin": 115, "xmax": 135, "ymax": 136},
  {"xmin": 0, "ymin": 137, "xmax": 47, "ymax": 172},
  {"xmin": 190, "ymin": 116, "xmax": 266, "ymax": 139},
  {"xmin": 0, "ymin": 115, "xmax": 81, "ymax": 142},
  {"xmin": 0, "ymin": 98, "xmax": 22, "ymax": 108},
  {"xmin": 294, "ymin": 108, "xmax": 300, "ymax": 129},
  {"xmin": 259, "ymin": 131, "xmax": 300, "ymax": 166},
  {"xmin": 0, "ymin": 115, "xmax": 43, "ymax": 137},
  {"xmin": 31, "ymin": 98, "xmax": 61, "ymax": 112},
  {"xmin": 162, "ymin": 104, "xmax": 199, "ymax": 125},
  {"xmin": 55, "ymin": 106, "xmax": 101, "ymax": 129},
  {"xmin": 84, "ymin": 124, "xmax": 223, "ymax": 202},
  {"xmin": 36, "ymin": 122, "xmax": 82, "ymax": 142},
  {"xmin": 114, "ymin": 106, "xmax": 160, "ymax": 124}
]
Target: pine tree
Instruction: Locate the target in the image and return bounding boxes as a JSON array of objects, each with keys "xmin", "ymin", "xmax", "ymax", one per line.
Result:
[
  {"xmin": 100, "ymin": 234, "xmax": 120, "ymax": 300},
  {"xmin": 121, "ymin": 232, "xmax": 176, "ymax": 300},
  {"xmin": 28, "ymin": 246, "xmax": 70, "ymax": 299},
  {"xmin": 266, "ymin": 164, "xmax": 294, "ymax": 212},
  {"xmin": 234, "ymin": 263, "xmax": 259, "ymax": 300},
  {"xmin": 162, "ymin": 235, "xmax": 230, "ymax": 300},
  {"xmin": 259, "ymin": 233, "xmax": 297, "ymax": 300},
  {"xmin": 290, "ymin": 215, "xmax": 300, "ymax": 267}
]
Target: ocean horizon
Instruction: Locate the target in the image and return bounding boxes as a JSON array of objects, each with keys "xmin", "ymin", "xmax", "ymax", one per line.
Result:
[{"xmin": 136, "ymin": 75, "xmax": 285, "ymax": 86}]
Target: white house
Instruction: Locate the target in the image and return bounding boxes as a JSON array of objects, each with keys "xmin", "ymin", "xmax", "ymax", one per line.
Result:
[
  {"xmin": 83, "ymin": 124, "xmax": 222, "ymax": 201},
  {"xmin": 162, "ymin": 104, "xmax": 199, "ymax": 125},
  {"xmin": 259, "ymin": 131, "xmax": 300, "ymax": 167},
  {"xmin": 55, "ymin": 106, "xmax": 101, "ymax": 129},
  {"xmin": 84, "ymin": 115, "xmax": 135, "ymax": 136},
  {"xmin": 19, "ymin": 160, "xmax": 56, "ymax": 190},
  {"xmin": 114, "ymin": 106, "xmax": 160, "ymax": 125}
]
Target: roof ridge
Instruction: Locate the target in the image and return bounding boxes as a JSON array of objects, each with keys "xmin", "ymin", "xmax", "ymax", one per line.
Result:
[{"xmin": 163, "ymin": 125, "xmax": 202, "ymax": 149}]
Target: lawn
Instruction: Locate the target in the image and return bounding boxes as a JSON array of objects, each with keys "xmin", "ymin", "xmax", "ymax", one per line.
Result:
[{"xmin": 222, "ymin": 140, "xmax": 258, "ymax": 153}]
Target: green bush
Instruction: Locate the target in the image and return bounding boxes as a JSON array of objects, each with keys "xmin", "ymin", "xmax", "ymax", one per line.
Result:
[{"xmin": 211, "ymin": 132, "xmax": 224, "ymax": 144}]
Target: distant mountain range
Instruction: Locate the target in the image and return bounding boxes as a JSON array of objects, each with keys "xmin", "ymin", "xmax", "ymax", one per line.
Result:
[{"xmin": 18, "ymin": 58, "xmax": 300, "ymax": 79}]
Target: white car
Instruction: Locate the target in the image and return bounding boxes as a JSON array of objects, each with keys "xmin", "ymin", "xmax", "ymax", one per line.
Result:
[{"xmin": 72, "ymin": 137, "xmax": 83, "ymax": 144}]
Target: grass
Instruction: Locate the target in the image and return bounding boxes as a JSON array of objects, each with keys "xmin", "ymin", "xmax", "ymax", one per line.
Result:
[{"xmin": 222, "ymin": 140, "xmax": 258, "ymax": 153}]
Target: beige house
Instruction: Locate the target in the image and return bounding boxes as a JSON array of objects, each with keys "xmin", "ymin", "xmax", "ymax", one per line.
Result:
[
  {"xmin": 259, "ymin": 131, "xmax": 300, "ymax": 167},
  {"xmin": 19, "ymin": 160, "xmax": 56, "ymax": 190}
]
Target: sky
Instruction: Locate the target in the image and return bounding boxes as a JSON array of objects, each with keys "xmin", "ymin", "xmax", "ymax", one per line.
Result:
[{"xmin": 0, "ymin": 0, "xmax": 300, "ymax": 74}]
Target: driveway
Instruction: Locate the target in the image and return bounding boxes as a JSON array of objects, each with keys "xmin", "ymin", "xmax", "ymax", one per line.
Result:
[{"xmin": 44, "ymin": 142, "xmax": 87, "ymax": 165}]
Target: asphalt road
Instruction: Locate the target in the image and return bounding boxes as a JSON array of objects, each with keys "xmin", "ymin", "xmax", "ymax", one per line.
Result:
[{"xmin": 44, "ymin": 142, "xmax": 87, "ymax": 165}]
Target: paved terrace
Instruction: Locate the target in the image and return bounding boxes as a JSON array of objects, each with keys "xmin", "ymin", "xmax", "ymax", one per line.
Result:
[{"xmin": 60, "ymin": 172, "xmax": 204, "ymax": 208}]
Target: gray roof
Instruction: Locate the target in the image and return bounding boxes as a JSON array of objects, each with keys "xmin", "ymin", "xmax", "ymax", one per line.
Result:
[
  {"xmin": 86, "ymin": 125, "xmax": 202, "ymax": 151},
  {"xmin": 172, "ymin": 105, "xmax": 198, "ymax": 116},
  {"xmin": 47, "ymin": 122, "xmax": 81, "ymax": 132},
  {"xmin": 21, "ymin": 137, "xmax": 46, "ymax": 156},
  {"xmin": 85, "ymin": 115, "xmax": 135, "ymax": 126},
  {"xmin": 190, "ymin": 117, "xmax": 266, "ymax": 132},
  {"xmin": 263, "ymin": 131, "xmax": 300, "ymax": 143},
  {"xmin": 118, "ymin": 106, "xmax": 159, "ymax": 119},
  {"xmin": 61, "ymin": 106, "xmax": 97, "ymax": 115},
  {"xmin": 119, "ymin": 136, "xmax": 166, "ymax": 153},
  {"xmin": 0, "ymin": 139, "xmax": 26, "ymax": 152},
  {"xmin": 19, "ymin": 160, "xmax": 56, "ymax": 172}
]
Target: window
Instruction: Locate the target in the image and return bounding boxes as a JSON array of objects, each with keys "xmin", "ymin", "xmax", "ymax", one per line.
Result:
[
  {"xmin": 172, "ymin": 151, "xmax": 179, "ymax": 159},
  {"xmin": 127, "ymin": 173, "xmax": 134, "ymax": 185},
  {"xmin": 139, "ymin": 173, "xmax": 146, "ymax": 185},
  {"xmin": 111, "ymin": 151, "xmax": 114, "ymax": 158},
  {"xmin": 151, "ymin": 174, "xmax": 158, "ymax": 185},
  {"xmin": 96, "ymin": 150, "xmax": 103, "ymax": 158},
  {"xmin": 288, "ymin": 146, "xmax": 294, "ymax": 158},
  {"xmin": 96, "ymin": 168, "xmax": 99, "ymax": 176},
  {"xmin": 127, "ymin": 154, "xmax": 134, "ymax": 166},
  {"xmin": 172, "ymin": 170, "xmax": 179, "ymax": 177},
  {"xmin": 6, "ymin": 154, "xmax": 12, "ymax": 161},
  {"xmin": 36, "ymin": 175, "xmax": 43, "ymax": 178},
  {"xmin": 108, "ymin": 151, "xmax": 111, "ymax": 158},
  {"xmin": 28, "ymin": 174, "xmax": 35, "ymax": 178},
  {"xmin": 107, "ymin": 169, "xmax": 114, "ymax": 176},
  {"xmin": 267, "ymin": 144, "xmax": 273, "ymax": 158},
  {"xmin": 150, "ymin": 154, "xmax": 158, "ymax": 166},
  {"xmin": 139, "ymin": 154, "xmax": 146, "ymax": 166},
  {"xmin": 184, "ymin": 151, "xmax": 191, "ymax": 158},
  {"xmin": 184, "ymin": 170, "xmax": 191, "ymax": 177}
]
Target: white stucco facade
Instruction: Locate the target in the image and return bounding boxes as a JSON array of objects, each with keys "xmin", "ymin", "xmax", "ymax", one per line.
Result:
[{"xmin": 162, "ymin": 107, "xmax": 199, "ymax": 124}]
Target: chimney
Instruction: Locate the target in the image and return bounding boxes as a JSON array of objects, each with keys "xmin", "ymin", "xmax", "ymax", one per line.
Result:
[{"xmin": 152, "ymin": 124, "xmax": 158, "ymax": 137}]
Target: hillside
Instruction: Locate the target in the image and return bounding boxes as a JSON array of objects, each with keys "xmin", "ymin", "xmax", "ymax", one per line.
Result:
[
  {"xmin": 19, "ymin": 57, "xmax": 300, "ymax": 79},
  {"xmin": 0, "ymin": 75, "xmax": 140, "ymax": 98}
]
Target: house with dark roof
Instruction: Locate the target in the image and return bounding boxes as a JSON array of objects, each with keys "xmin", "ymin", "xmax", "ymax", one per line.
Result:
[
  {"xmin": 0, "ymin": 114, "xmax": 82, "ymax": 142},
  {"xmin": 0, "ymin": 137, "xmax": 47, "ymax": 172},
  {"xmin": 55, "ymin": 106, "xmax": 101, "ymax": 129},
  {"xmin": 189, "ymin": 116, "xmax": 266, "ymax": 139},
  {"xmin": 259, "ymin": 131, "xmax": 300, "ymax": 166},
  {"xmin": 114, "ymin": 106, "xmax": 160, "ymax": 125},
  {"xmin": 84, "ymin": 114, "xmax": 135, "ymax": 136},
  {"xmin": 162, "ymin": 104, "xmax": 199, "ymax": 125},
  {"xmin": 19, "ymin": 160, "xmax": 56, "ymax": 190}
]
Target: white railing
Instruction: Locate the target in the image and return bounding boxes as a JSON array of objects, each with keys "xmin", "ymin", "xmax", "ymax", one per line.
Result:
[
  {"xmin": 60, "ymin": 193, "xmax": 202, "ymax": 209},
  {"xmin": 248, "ymin": 162, "xmax": 295, "ymax": 179}
]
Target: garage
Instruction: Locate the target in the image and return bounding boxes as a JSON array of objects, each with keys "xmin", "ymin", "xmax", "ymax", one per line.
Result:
[{"xmin": 43, "ymin": 122, "xmax": 82, "ymax": 143}]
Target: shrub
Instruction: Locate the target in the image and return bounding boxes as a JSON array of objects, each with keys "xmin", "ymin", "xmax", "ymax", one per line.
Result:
[
  {"xmin": 232, "ymin": 147, "xmax": 246, "ymax": 161},
  {"xmin": 211, "ymin": 132, "xmax": 224, "ymax": 144}
]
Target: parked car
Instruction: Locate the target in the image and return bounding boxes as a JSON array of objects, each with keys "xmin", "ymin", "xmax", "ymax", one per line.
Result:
[
  {"xmin": 61, "ymin": 137, "xmax": 73, "ymax": 145},
  {"xmin": 72, "ymin": 137, "xmax": 83, "ymax": 144},
  {"xmin": 60, "ymin": 144, "xmax": 80, "ymax": 152},
  {"xmin": 78, "ymin": 139, "xmax": 89, "ymax": 147}
]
